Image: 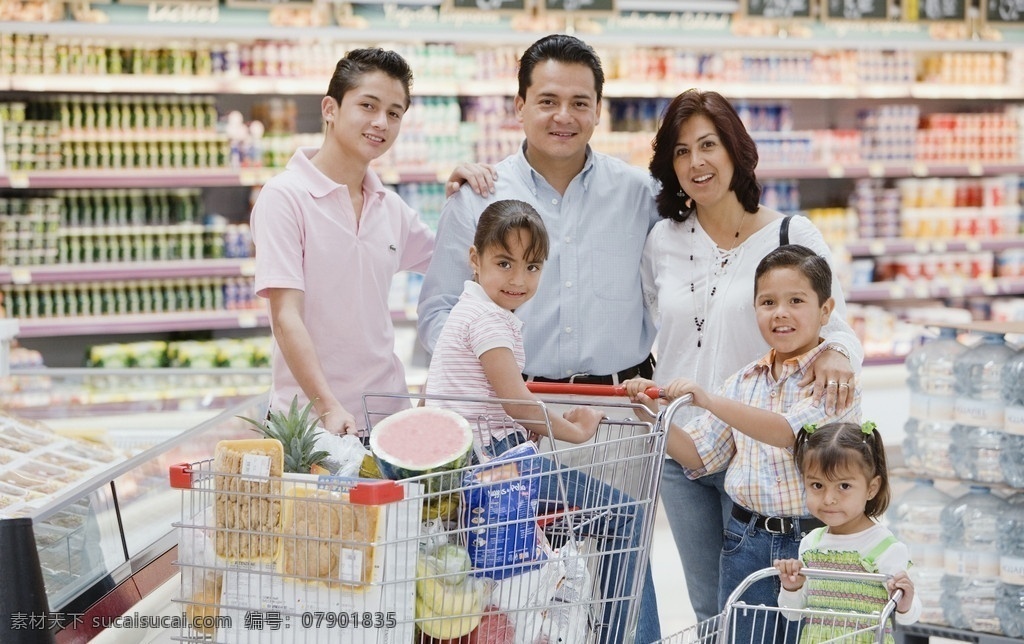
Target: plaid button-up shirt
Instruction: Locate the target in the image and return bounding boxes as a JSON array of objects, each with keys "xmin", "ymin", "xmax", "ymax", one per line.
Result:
[{"xmin": 682, "ymin": 341, "xmax": 862, "ymax": 517}]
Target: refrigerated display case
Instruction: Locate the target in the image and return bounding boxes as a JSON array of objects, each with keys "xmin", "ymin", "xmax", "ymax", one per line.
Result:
[{"xmin": 0, "ymin": 368, "xmax": 270, "ymax": 643}]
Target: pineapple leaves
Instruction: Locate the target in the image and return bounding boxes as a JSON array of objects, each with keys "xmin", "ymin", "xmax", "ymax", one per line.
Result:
[{"xmin": 236, "ymin": 396, "xmax": 329, "ymax": 474}]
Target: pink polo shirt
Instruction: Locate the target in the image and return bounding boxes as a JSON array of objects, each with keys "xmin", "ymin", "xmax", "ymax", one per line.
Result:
[{"xmin": 251, "ymin": 147, "xmax": 434, "ymax": 430}]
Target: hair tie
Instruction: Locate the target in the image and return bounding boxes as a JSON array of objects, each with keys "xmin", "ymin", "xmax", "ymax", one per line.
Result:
[
  {"xmin": 802, "ymin": 423, "xmax": 817, "ymax": 434},
  {"xmin": 861, "ymin": 421, "xmax": 876, "ymax": 435}
]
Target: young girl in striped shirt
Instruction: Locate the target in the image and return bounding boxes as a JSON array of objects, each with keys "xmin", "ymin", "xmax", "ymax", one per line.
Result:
[{"xmin": 424, "ymin": 198, "xmax": 602, "ymax": 451}]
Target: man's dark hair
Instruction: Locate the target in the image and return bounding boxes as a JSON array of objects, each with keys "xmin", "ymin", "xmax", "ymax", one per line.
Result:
[{"xmin": 517, "ymin": 34, "xmax": 604, "ymax": 102}]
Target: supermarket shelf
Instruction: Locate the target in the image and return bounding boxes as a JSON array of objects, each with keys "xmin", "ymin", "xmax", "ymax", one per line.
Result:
[
  {"xmin": 12, "ymin": 310, "xmax": 269, "ymax": 337},
  {"xmin": 0, "ymin": 259, "xmax": 256, "ymax": 285},
  {"xmin": 842, "ymin": 237, "xmax": 1024, "ymax": 256},
  {"xmin": 5, "ymin": 74, "xmax": 1024, "ymax": 100},
  {"xmin": 5, "ymin": 162, "xmax": 1023, "ymax": 191},
  {"xmin": 757, "ymin": 162, "xmax": 1024, "ymax": 181},
  {"xmin": 0, "ymin": 169, "xmax": 276, "ymax": 189},
  {"xmin": 0, "ymin": 168, "xmax": 447, "ymax": 189},
  {"xmin": 898, "ymin": 623, "xmax": 1022, "ymax": 644},
  {"xmin": 848, "ymin": 276, "xmax": 1024, "ymax": 302}
]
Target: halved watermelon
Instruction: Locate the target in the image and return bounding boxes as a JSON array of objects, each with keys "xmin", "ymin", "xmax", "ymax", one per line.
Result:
[{"xmin": 369, "ymin": 407, "xmax": 474, "ymax": 490}]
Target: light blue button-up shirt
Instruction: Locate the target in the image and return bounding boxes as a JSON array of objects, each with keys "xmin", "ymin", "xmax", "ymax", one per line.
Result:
[{"xmin": 417, "ymin": 143, "xmax": 660, "ymax": 379}]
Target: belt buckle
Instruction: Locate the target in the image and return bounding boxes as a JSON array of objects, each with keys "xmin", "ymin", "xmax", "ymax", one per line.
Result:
[
  {"xmin": 763, "ymin": 516, "xmax": 789, "ymax": 535},
  {"xmin": 568, "ymin": 373, "xmax": 591, "ymax": 384}
]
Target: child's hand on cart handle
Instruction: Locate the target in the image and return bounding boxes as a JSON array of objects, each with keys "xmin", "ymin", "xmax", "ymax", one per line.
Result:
[
  {"xmin": 562, "ymin": 406, "xmax": 605, "ymax": 442},
  {"xmin": 622, "ymin": 378, "xmax": 662, "ymax": 422},
  {"xmin": 887, "ymin": 571, "xmax": 916, "ymax": 614},
  {"xmin": 773, "ymin": 558, "xmax": 806, "ymax": 591}
]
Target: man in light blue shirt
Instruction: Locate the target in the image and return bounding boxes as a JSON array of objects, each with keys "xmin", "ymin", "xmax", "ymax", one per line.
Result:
[
  {"xmin": 417, "ymin": 35, "xmax": 662, "ymax": 643},
  {"xmin": 417, "ymin": 34, "xmax": 660, "ymax": 385}
]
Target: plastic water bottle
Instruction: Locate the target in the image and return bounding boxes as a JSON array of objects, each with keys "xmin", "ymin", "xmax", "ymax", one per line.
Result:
[
  {"xmin": 940, "ymin": 486, "xmax": 1010, "ymax": 633},
  {"xmin": 1001, "ymin": 348, "xmax": 1024, "ymax": 488},
  {"xmin": 904, "ymin": 328, "xmax": 964, "ymax": 479},
  {"xmin": 903, "ymin": 419, "xmax": 957, "ymax": 479},
  {"xmin": 996, "ymin": 493, "xmax": 1024, "ymax": 637},
  {"xmin": 887, "ymin": 479, "xmax": 952, "ymax": 624},
  {"xmin": 906, "ymin": 326, "xmax": 966, "ymax": 396},
  {"xmin": 952, "ymin": 333, "xmax": 1014, "ymax": 483}
]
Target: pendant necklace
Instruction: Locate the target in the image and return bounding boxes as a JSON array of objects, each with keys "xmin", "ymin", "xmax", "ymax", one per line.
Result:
[{"xmin": 689, "ymin": 212, "xmax": 746, "ymax": 349}]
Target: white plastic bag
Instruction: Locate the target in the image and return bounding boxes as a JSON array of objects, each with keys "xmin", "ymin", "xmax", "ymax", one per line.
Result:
[{"xmin": 314, "ymin": 432, "xmax": 368, "ymax": 477}]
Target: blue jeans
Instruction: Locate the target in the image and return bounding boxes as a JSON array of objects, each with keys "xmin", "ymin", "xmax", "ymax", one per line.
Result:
[
  {"xmin": 659, "ymin": 461, "xmax": 732, "ymax": 622},
  {"xmin": 484, "ymin": 433, "xmax": 661, "ymax": 644},
  {"xmin": 719, "ymin": 510, "xmax": 812, "ymax": 644}
]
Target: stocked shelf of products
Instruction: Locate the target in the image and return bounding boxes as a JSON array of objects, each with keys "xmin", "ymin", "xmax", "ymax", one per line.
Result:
[
  {"xmin": 14, "ymin": 309, "xmax": 269, "ymax": 338},
  {"xmin": 2, "ymin": 25, "xmax": 1024, "ymax": 364}
]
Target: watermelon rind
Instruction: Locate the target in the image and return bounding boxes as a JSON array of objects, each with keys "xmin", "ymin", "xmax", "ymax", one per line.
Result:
[{"xmin": 369, "ymin": 407, "xmax": 474, "ymax": 488}]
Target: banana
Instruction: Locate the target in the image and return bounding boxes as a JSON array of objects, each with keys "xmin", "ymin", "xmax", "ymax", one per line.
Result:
[
  {"xmin": 415, "ymin": 597, "xmax": 482, "ymax": 639},
  {"xmin": 416, "ymin": 559, "xmax": 483, "ymax": 616}
]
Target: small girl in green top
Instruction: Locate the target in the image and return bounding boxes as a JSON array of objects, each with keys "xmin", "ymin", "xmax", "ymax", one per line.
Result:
[{"xmin": 774, "ymin": 421, "xmax": 921, "ymax": 643}]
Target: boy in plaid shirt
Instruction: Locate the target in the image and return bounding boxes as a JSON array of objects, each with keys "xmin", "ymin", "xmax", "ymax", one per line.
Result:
[{"xmin": 627, "ymin": 244, "xmax": 861, "ymax": 640}]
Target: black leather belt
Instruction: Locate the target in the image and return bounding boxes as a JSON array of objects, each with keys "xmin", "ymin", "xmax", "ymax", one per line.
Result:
[
  {"xmin": 732, "ymin": 505, "xmax": 825, "ymax": 536},
  {"xmin": 524, "ymin": 354, "xmax": 655, "ymax": 386}
]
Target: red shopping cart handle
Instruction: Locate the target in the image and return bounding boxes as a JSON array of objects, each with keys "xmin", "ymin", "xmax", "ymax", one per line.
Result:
[{"xmin": 526, "ymin": 382, "xmax": 664, "ymax": 399}]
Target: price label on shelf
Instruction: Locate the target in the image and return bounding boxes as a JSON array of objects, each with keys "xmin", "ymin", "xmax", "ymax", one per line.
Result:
[
  {"xmin": 239, "ymin": 260, "xmax": 256, "ymax": 277},
  {"xmin": 933, "ymin": 241, "xmax": 947, "ymax": 252},
  {"xmin": 238, "ymin": 170, "xmax": 258, "ymax": 186},
  {"xmin": 965, "ymin": 240, "xmax": 981, "ymax": 253},
  {"xmin": 868, "ymin": 163, "xmax": 885, "ymax": 178},
  {"xmin": 912, "ymin": 163, "xmax": 929, "ymax": 177},
  {"xmin": 913, "ymin": 284, "xmax": 931, "ymax": 299},
  {"xmin": 869, "ymin": 241, "xmax": 886, "ymax": 256},
  {"xmin": 981, "ymin": 280, "xmax": 998, "ymax": 296},
  {"xmin": 237, "ymin": 313, "xmax": 259, "ymax": 328},
  {"xmin": 915, "ymin": 241, "xmax": 929, "ymax": 254},
  {"xmin": 948, "ymin": 282, "xmax": 964, "ymax": 298},
  {"xmin": 10, "ymin": 268, "xmax": 32, "ymax": 284},
  {"xmin": 968, "ymin": 163, "xmax": 983, "ymax": 176},
  {"xmin": 8, "ymin": 173, "xmax": 29, "ymax": 189},
  {"xmin": 889, "ymin": 284, "xmax": 906, "ymax": 299},
  {"xmin": 827, "ymin": 164, "xmax": 846, "ymax": 179}
]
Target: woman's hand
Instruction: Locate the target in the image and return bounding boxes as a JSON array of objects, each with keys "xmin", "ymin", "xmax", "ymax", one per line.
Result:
[
  {"xmin": 446, "ymin": 163, "xmax": 498, "ymax": 197},
  {"xmin": 800, "ymin": 348, "xmax": 855, "ymax": 415},
  {"xmin": 888, "ymin": 571, "xmax": 917, "ymax": 614},
  {"xmin": 773, "ymin": 558, "xmax": 806, "ymax": 592},
  {"xmin": 319, "ymin": 404, "xmax": 357, "ymax": 436}
]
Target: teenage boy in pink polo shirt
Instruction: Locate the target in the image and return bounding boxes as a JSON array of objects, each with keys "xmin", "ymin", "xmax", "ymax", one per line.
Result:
[{"xmin": 250, "ymin": 48, "xmax": 434, "ymax": 435}]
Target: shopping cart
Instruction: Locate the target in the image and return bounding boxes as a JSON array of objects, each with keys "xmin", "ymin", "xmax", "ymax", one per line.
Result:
[
  {"xmin": 658, "ymin": 567, "xmax": 906, "ymax": 644},
  {"xmin": 170, "ymin": 383, "xmax": 683, "ymax": 644}
]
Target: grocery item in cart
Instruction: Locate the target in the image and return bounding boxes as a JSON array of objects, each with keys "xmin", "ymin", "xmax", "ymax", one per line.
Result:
[
  {"xmin": 370, "ymin": 406, "xmax": 474, "ymax": 491},
  {"xmin": 461, "ymin": 441, "xmax": 548, "ymax": 581},
  {"xmin": 278, "ymin": 486, "xmax": 377, "ymax": 586},
  {"xmin": 212, "ymin": 438, "xmax": 283, "ymax": 562}
]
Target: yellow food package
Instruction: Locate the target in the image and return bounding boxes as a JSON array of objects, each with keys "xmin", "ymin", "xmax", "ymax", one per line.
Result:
[
  {"xmin": 278, "ymin": 486, "xmax": 378, "ymax": 588},
  {"xmin": 213, "ymin": 438, "xmax": 284, "ymax": 562}
]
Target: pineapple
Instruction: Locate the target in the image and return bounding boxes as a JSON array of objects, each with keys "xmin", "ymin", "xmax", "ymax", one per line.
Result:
[{"xmin": 240, "ymin": 396, "xmax": 330, "ymax": 474}]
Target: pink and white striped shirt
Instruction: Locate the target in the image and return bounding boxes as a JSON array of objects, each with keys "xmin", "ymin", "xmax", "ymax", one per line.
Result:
[{"xmin": 425, "ymin": 280, "xmax": 525, "ymax": 445}]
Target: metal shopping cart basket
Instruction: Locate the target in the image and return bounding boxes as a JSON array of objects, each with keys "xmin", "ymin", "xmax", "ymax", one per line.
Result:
[
  {"xmin": 658, "ymin": 567, "xmax": 906, "ymax": 644},
  {"xmin": 170, "ymin": 383, "xmax": 683, "ymax": 644}
]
